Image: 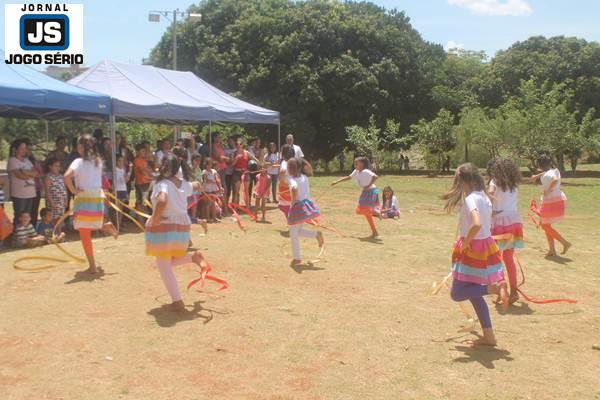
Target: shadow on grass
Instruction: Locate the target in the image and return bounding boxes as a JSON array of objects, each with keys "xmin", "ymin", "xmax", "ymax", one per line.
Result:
[
  {"xmin": 147, "ymin": 300, "xmax": 217, "ymax": 327},
  {"xmin": 453, "ymin": 345, "xmax": 514, "ymax": 369},
  {"xmin": 278, "ymin": 230, "xmax": 290, "ymax": 238},
  {"xmin": 64, "ymin": 269, "xmax": 118, "ymax": 284},
  {"xmin": 290, "ymin": 262, "xmax": 325, "ymax": 274},
  {"xmin": 495, "ymin": 301, "xmax": 535, "ymax": 316},
  {"xmin": 354, "ymin": 235, "xmax": 384, "ymax": 245},
  {"xmin": 544, "ymin": 254, "xmax": 573, "ymax": 264}
]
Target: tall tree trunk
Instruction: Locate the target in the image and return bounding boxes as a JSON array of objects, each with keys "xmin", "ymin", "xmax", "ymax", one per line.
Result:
[
  {"xmin": 464, "ymin": 143, "xmax": 469, "ymax": 163},
  {"xmin": 556, "ymin": 153, "xmax": 565, "ymax": 173}
]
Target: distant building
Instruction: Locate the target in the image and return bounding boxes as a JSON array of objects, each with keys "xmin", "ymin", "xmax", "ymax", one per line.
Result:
[{"xmin": 44, "ymin": 65, "xmax": 88, "ymax": 81}]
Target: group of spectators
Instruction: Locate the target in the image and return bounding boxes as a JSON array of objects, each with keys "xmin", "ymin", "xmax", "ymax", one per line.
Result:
[{"xmin": 0, "ymin": 129, "xmax": 304, "ymax": 249}]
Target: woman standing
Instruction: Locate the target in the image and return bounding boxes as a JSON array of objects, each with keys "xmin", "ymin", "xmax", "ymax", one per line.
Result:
[
  {"xmin": 231, "ymin": 138, "xmax": 259, "ymax": 207},
  {"xmin": 264, "ymin": 142, "xmax": 280, "ymax": 202},
  {"xmin": 7, "ymin": 139, "xmax": 38, "ymax": 227},
  {"xmin": 64, "ymin": 135, "xmax": 118, "ymax": 274}
]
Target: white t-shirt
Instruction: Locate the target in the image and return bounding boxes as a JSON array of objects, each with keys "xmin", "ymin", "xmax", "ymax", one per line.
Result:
[
  {"xmin": 115, "ymin": 167, "xmax": 128, "ymax": 191},
  {"xmin": 265, "ymin": 153, "xmax": 279, "ymax": 175},
  {"xmin": 459, "ymin": 191, "xmax": 492, "ymax": 239},
  {"xmin": 68, "ymin": 158, "xmax": 103, "ymax": 191},
  {"xmin": 202, "ymin": 168, "xmax": 219, "ymax": 192},
  {"xmin": 350, "ymin": 169, "xmax": 376, "ymax": 189},
  {"xmin": 384, "ymin": 195, "xmax": 399, "ymax": 210},
  {"xmin": 288, "ymin": 174, "xmax": 310, "ymax": 202},
  {"xmin": 541, "ymin": 169, "xmax": 561, "ymax": 197},
  {"xmin": 293, "ymin": 144, "xmax": 304, "ymax": 158},
  {"xmin": 489, "ymin": 180, "xmax": 518, "ymax": 213},
  {"xmin": 7, "ymin": 157, "xmax": 36, "ymax": 198},
  {"xmin": 155, "ymin": 150, "xmax": 167, "ymax": 167},
  {"xmin": 151, "ymin": 179, "xmax": 192, "ymax": 223}
]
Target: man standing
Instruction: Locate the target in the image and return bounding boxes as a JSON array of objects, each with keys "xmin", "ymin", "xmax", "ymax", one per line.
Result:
[{"xmin": 285, "ymin": 134, "xmax": 304, "ymax": 159}]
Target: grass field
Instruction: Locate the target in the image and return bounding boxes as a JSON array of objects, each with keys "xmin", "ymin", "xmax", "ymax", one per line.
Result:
[{"xmin": 1, "ymin": 169, "xmax": 599, "ymax": 399}]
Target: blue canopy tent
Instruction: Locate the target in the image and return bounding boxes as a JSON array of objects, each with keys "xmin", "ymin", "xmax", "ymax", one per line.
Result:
[
  {"xmin": 68, "ymin": 60, "xmax": 281, "ymax": 157},
  {"xmin": 0, "ymin": 50, "xmax": 111, "ymax": 121}
]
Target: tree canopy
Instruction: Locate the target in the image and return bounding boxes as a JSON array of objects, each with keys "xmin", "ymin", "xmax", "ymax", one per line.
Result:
[{"xmin": 149, "ymin": 0, "xmax": 446, "ymax": 159}]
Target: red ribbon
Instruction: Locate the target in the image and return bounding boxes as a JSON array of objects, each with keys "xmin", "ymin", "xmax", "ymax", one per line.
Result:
[
  {"xmin": 514, "ymin": 253, "xmax": 577, "ymax": 304},
  {"xmin": 187, "ymin": 193, "xmax": 222, "ymax": 211},
  {"xmin": 186, "ymin": 263, "xmax": 228, "ymax": 293}
]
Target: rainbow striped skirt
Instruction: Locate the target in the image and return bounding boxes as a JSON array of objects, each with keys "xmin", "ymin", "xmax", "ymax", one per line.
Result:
[
  {"xmin": 73, "ymin": 189, "xmax": 105, "ymax": 230},
  {"xmin": 145, "ymin": 220, "xmax": 191, "ymax": 258},
  {"xmin": 540, "ymin": 192, "xmax": 566, "ymax": 224},
  {"xmin": 491, "ymin": 212, "xmax": 524, "ymax": 251},
  {"xmin": 357, "ymin": 187, "xmax": 380, "ymax": 211},
  {"xmin": 287, "ymin": 199, "xmax": 320, "ymax": 225},
  {"xmin": 451, "ymin": 236, "xmax": 504, "ymax": 285}
]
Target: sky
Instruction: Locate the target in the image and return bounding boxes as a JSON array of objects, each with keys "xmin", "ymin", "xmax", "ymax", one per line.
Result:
[{"xmin": 1, "ymin": 0, "xmax": 600, "ymax": 68}]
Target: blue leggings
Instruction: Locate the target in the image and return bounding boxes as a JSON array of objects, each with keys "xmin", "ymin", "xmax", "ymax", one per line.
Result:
[{"xmin": 450, "ymin": 280, "xmax": 492, "ymax": 329}]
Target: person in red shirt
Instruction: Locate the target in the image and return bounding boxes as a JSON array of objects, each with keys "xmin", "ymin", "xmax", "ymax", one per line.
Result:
[
  {"xmin": 231, "ymin": 138, "xmax": 259, "ymax": 207},
  {"xmin": 133, "ymin": 144, "xmax": 154, "ymax": 220}
]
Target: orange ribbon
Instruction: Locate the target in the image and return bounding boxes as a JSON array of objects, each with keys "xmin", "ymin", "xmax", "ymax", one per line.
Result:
[{"xmin": 186, "ymin": 262, "xmax": 228, "ymax": 293}]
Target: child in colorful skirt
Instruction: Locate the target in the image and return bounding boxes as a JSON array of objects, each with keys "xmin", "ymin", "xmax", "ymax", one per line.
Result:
[
  {"xmin": 488, "ymin": 158, "xmax": 524, "ymax": 305},
  {"xmin": 64, "ymin": 135, "xmax": 118, "ymax": 274},
  {"xmin": 145, "ymin": 153, "xmax": 209, "ymax": 312},
  {"xmin": 531, "ymin": 155, "xmax": 571, "ymax": 257},
  {"xmin": 254, "ymin": 169, "xmax": 271, "ymax": 222},
  {"xmin": 286, "ymin": 157, "xmax": 324, "ymax": 266},
  {"xmin": 379, "ymin": 186, "xmax": 400, "ymax": 219},
  {"xmin": 331, "ymin": 157, "xmax": 380, "ymax": 238},
  {"xmin": 441, "ymin": 163, "xmax": 507, "ymax": 346},
  {"xmin": 277, "ymin": 145, "xmax": 295, "ymax": 220}
]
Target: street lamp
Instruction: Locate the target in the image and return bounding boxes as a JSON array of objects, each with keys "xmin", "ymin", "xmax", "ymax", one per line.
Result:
[{"xmin": 148, "ymin": 9, "xmax": 202, "ymax": 71}]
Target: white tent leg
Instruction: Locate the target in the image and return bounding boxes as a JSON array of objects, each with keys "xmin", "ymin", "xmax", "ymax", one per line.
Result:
[
  {"xmin": 277, "ymin": 122, "xmax": 281, "ymax": 156},
  {"xmin": 208, "ymin": 121, "xmax": 212, "ymax": 158},
  {"xmin": 109, "ymin": 114, "xmax": 119, "ymax": 231}
]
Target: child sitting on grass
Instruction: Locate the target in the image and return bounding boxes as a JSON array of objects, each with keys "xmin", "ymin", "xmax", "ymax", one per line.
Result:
[
  {"xmin": 15, "ymin": 211, "xmax": 46, "ymax": 248},
  {"xmin": 379, "ymin": 186, "xmax": 400, "ymax": 219},
  {"xmin": 36, "ymin": 208, "xmax": 66, "ymax": 243}
]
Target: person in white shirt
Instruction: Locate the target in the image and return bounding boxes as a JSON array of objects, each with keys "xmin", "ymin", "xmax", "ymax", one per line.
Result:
[
  {"xmin": 145, "ymin": 154, "xmax": 212, "ymax": 312},
  {"xmin": 488, "ymin": 158, "xmax": 524, "ymax": 305},
  {"xmin": 155, "ymin": 139, "xmax": 171, "ymax": 167},
  {"xmin": 531, "ymin": 155, "xmax": 571, "ymax": 257},
  {"xmin": 64, "ymin": 135, "xmax": 118, "ymax": 274},
  {"xmin": 285, "ymin": 134, "xmax": 304, "ymax": 159},
  {"xmin": 441, "ymin": 163, "xmax": 507, "ymax": 346},
  {"xmin": 379, "ymin": 186, "xmax": 400, "ymax": 219},
  {"xmin": 286, "ymin": 157, "xmax": 323, "ymax": 266},
  {"xmin": 330, "ymin": 157, "xmax": 380, "ymax": 238}
]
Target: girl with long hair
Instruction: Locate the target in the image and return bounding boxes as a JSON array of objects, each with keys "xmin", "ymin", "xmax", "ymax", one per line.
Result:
[
  {"xmin": 64, "ymin": 135, "xmax": 118, "ymax": 274},
  {"xmin": 331, "ymin": 157, "xmax": 380, "ymax": 238},
  {"xmin": 145, "ymin": 153, "xmax": 210, "ymax": 312},
  {"xmin": 441, "ymin": 163, "xmax": 507, "ymax": 346},
  {"xmin": 286, "ymin": 157, "xmax": 323, "ymax": 266},
  {"xmin": 531, "ymin": 155, "xmax": 571, "ymax": 256},
  {"xmin": 488, "ymin": 158, "xmax": 524, "ymax": 305}
]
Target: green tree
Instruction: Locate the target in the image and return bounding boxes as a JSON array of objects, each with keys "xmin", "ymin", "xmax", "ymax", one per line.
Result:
[
  {"xmin": 410, "ymin": 109, "xmax": 456, "ymax": 170},
  {"xmin": 149, "ymin": 0, "xmax": 446, "ymax": 160},
  {"xmin": 484, "ymin": 36, "xmax": 600, "ymax": 114},
  {"xmin": 345, "ymin": 114, "xmax": 402, "ymax": 170}
]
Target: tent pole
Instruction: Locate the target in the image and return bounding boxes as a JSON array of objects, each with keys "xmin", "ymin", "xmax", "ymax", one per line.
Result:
[
  {"xmin": 208, "ymin": 121, "xmax": 212, "ymax": 158},
  {"xmin": 109, "ymin": 114, "xmax": 119, "ymax": 231},
  {"xmin": 277, "ymin": 122, "xmax": 281, "ymax": 157}
]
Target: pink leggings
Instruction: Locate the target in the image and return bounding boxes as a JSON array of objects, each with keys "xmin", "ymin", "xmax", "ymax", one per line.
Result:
[
  {"xmin": 156, "ymin": 254, "xmax": 193, "ymax": 302},
  {"xmin": 501, "ymin": 249, "xmax": 517, "ymax": 291}
]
